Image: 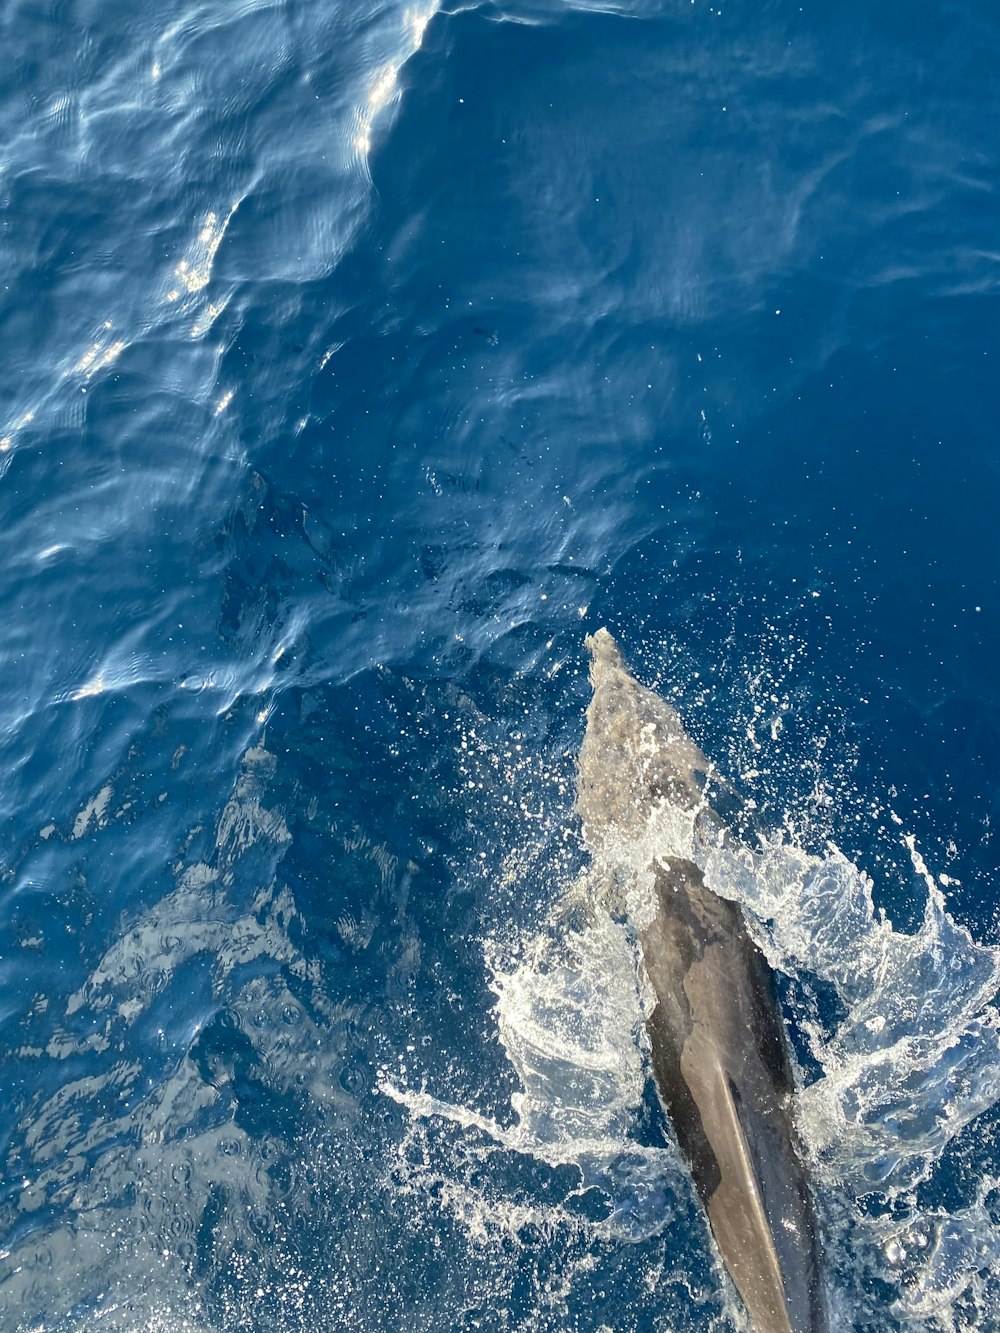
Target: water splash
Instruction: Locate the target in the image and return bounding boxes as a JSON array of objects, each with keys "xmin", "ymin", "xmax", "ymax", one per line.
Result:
[
  {"xmin": 389, "ymin": 665, "xmax": 1000, "ymax": 1331},
  {"xmin": 387, "ymin": 906, "xmax": 684, "ymax": 1242}
]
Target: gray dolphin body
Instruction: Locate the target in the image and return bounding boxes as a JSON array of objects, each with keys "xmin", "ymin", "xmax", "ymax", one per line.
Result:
[{"xmin": 577, "ymin": 629, "xmax": 827, "ymax": 1333}]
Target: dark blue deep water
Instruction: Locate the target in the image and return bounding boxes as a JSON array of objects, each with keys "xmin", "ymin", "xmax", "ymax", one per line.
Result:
[{"xmin": 2, "ymin": 1, "xmax": 999, "ymax": 1328}]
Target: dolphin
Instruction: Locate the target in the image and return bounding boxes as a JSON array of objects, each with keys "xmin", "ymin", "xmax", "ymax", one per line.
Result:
[{"xmin": 577, "ymin": 628, "xmax": 827, "ymax": 1333}]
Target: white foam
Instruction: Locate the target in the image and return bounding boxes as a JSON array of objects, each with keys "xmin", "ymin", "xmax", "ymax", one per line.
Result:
[
  {"xmin": 388, "ymin": 906, "xmax": 685, "ymax": 1245},
  {"xmin": 392, "ymin": 676, "xmax": 1000, "ymax": 1329}
]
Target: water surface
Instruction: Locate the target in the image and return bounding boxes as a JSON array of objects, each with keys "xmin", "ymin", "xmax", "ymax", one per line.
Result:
[{"xmin": 1, "ymin": 0, "xmax": 998, "ymax": 1328}]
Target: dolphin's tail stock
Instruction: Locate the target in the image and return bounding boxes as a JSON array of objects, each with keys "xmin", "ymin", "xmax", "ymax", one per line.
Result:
[{"xmin": 577, "ymin": 629, "xmax": 827, "ymax": 1333}]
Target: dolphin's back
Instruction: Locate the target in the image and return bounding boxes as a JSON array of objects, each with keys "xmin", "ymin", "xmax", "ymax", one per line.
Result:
[{"xmin": 641, "ymin": 858, "xmax": 826, "ymax": 1333}]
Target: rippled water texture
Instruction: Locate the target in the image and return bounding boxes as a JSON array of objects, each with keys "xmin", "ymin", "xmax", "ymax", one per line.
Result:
[{"xmin": 1, "ymin": 0, "xmax": 998, "ymax": 1329}]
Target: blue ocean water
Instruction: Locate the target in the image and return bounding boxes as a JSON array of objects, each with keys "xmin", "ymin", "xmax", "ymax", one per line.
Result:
[{"xmin": 1, "ymin": 0, "xmax": 999, "ymax": 1328}]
